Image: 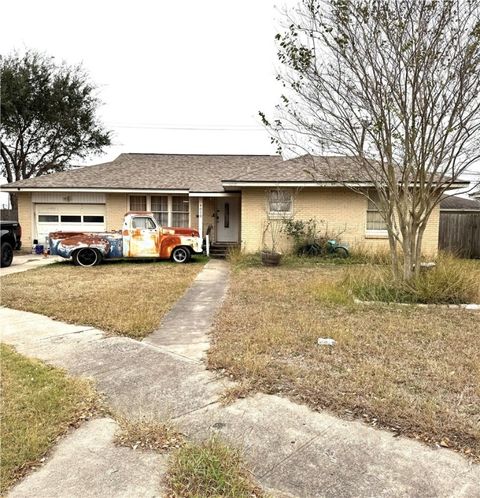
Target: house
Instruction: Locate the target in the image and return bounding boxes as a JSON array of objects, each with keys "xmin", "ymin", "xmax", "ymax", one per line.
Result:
[{"xmin": 1, "ymin": 153, "xmax": 468, "ymax": 255}]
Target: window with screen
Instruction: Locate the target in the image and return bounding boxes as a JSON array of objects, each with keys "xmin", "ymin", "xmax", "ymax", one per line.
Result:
[
  {"xmin": 130, "ymin": 195, "xmax": 147, "ymax": 211},
  {"xmin": 151, "ymin": 196, "xmax": 168, "ymax": 226},
  {"xmin": 268, "ymin": 190, "xmax": 292, "ymax": 216},
  {"xmin": 171, "ymin": 196, "xmax": 189, "ymax": 227},
  {"xmin": 366, "ymin": 195, "xmax": 388, "ymax": 232}
]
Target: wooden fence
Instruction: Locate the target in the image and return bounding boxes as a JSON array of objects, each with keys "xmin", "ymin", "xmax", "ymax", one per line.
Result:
[{"xmin": 439, "ymin": 212, "xmax": 480, "ymax": 259}]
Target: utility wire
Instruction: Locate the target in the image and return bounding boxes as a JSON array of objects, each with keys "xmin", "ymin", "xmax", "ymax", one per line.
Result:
[{"xmin": 107, "ymin": 122, "xmax": 266, "ymax": 132}]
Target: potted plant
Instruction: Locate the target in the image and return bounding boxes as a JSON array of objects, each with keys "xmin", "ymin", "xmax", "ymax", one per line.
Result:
[{"xmin": 261, "ymin": 219, "xmax": 283, "ymax": 266}]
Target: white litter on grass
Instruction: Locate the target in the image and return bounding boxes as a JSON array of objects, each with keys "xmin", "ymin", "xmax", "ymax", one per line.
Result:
[{"xmin": 317, "ymin": 338, "xmax": 336, "ymax": 346}]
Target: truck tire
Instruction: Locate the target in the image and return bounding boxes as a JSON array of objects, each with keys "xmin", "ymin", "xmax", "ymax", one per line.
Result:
[
  {"xmin": 0, "ymin": 241, "xmax": 14, "ymax": 267},
  {"xmin": 73, "ymin": 248, "xmax": 102, "ymax": 267},
  {"xmin": 171, "ymin": 246, "xmax": 191, "ymax": 264}
]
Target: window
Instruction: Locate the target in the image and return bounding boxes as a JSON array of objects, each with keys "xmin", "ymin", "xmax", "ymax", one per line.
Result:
[
  {"xmin": 366, "ymin": 196, "xmax": 388, "ymax": 232},
  {"xmin": 60, "ymin": 215, "xmax": 81, "ymax": 223},
  {"xmin": 38, "ymin": 215, "xmax": 59, "ymax": 223},
  {"xmin": 132, "ymin": 217, "xmax": 156, "ymax": 229},
  {"xmin": 151, "ymin": 196, "xmax": 168, "ymax": 226},
  {"xmin": 268, "ymin": 190, "xmax": 292, "ymax": 216},
  {"xmin": 83, "ymin": 215, "xmax": 105, "ymax": 223},
  {"xmin": 128, "ymin": 194, "xmax": 190, "ymax": 227},
  {"xmin": 224, "ymin": 202, "xmax": 230, "ymax": 228},
  {"xmin": 172, "ymin": 196, "xmax": 189, "ymax": 227},
  {"xmin": 130, "ymin": 195, "xmax": 147, "ymax": 211}
]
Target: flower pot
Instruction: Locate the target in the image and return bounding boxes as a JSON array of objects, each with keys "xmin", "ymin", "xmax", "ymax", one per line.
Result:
[{"xmin": 261, "ymin": 251, "xmax": 282, "ymax": 266}]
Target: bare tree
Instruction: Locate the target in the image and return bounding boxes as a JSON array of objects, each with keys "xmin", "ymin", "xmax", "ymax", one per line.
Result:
[{"xmin": 262, "ymin": 0, "xmax": 480, "ymax": 280}]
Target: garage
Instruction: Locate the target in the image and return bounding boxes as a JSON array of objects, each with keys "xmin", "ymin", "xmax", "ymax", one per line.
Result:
[{"xmin": 32, "ymin": 193, "xmax": 106, "ymax": 244}]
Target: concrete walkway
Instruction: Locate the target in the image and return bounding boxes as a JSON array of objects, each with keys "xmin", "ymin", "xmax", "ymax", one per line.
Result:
[
  {"xmin": 2, "ymin": 259, "xmax": 480, "ymax": 497},
  {"xmin": 9, "ymin": 418, "xmax": 167, "ymax": 498},
  {"xmin": 0, "ymin": 253, "xmax": 62, "ymax": 277},
  {"xmin": 144, "ymin": 259, "xmax": 230, "ymax": 361}
]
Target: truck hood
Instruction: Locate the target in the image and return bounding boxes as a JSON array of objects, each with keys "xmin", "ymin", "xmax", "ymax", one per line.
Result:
[{"xmin": 161, "ymin": 227, "xmax": 200, "ymax": 237}]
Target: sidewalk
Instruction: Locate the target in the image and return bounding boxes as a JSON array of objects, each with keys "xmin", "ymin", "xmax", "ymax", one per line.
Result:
[
  {"xmin": 0, "ymin": 253, "xmax": 62, "ymax": 277},
  {"xmin": 2, "ymin": 259, "xmax": 479, "ymax": 497}
]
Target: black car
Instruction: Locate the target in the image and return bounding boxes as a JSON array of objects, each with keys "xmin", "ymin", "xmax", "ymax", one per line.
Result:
[{"xmin": 1, "ymin": 220, "xmax": 22, "ymax": 267}]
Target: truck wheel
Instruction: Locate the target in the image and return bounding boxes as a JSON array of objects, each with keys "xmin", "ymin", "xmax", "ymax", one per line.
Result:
[
  {"xmin": 0, "ymin": 242, "xmax": 14, "ymax": 267},
  {"xmin": 171, "ymin": 246, "xmax": 191, "ymax": 264},
  {"xmin": 73, "ymin": 248, "xmax": 102, "ymax": 267}
]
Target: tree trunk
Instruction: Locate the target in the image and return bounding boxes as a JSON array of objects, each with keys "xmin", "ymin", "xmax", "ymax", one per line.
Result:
[
  {"xmin": 8, "ymin": 193, "xmax": 18, "ymax": 213},
  {"xmin": 387, "ymin": 232, "xmax": 400, "ymax": 280}
]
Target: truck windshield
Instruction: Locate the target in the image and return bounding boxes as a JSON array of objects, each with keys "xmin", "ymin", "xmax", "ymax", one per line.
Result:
[{"xmin": 132, "ymin": 217, "xmax": 156, "ymax": 229}]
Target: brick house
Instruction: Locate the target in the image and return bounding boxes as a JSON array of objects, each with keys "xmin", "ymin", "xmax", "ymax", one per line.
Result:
[{"xmin": 1, "ymin": 153, "xmax": 466, "ymax": 254}]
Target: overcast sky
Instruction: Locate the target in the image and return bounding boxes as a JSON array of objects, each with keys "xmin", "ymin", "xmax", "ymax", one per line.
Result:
[
  {"xmin": 1, "ymin": 0, "xmax": 288, "ymax": 166},
  {"xmin": 0, "ymin": 0, "xmax": 478, "ymax": 200}
]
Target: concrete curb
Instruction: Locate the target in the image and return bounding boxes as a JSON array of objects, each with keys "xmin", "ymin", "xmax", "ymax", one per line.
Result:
[{"xmin": 353, "ymin": 297, "xmax": 480, "ymax": 310}]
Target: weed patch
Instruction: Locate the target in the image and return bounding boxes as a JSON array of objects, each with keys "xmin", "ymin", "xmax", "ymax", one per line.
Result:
[{"xmin": 166, "ymin": 438, "xmax": 263, "ymax": 497}]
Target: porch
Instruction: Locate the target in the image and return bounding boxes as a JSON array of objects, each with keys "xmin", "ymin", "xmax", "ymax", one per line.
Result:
[{"xmin": 189, "ymin": 194, "xmax": 241, "ymax": 257}]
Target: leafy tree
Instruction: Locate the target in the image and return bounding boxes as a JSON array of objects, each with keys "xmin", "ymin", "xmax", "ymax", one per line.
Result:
[
  {"xmin": 0, "ymin": 50, "xmax": 111, "ymax": 209},
  {"xmin": 263, "ymin": 0, "xmax": 480, "ymax": 280}
]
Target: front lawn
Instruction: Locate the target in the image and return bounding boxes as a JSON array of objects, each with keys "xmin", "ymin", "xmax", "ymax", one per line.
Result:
[
  {"xmin": 0, "ymin": 344, "xmax": 96, "ymax": 493},
  {"xmin": 208, "ymin": 263, "xmax": 480, "ymax": 459},
  {"xmin": 0, "ymin": 258, "xmax": 206, "ymax": 338}
]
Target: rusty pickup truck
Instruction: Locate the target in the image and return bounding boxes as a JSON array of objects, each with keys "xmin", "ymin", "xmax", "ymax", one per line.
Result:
[{"xmin": 49, "ymin": 212, "xmax": 203, "ymax": 267}]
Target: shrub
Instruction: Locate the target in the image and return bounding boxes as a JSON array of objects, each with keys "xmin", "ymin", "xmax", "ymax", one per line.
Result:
[
  {"xmin": 282, "ymin": 218, "xmax": 346, "ymax": 257},
  {"xmin": 344, "ymin": 255, "xmax": 480, "ymax": 304}
]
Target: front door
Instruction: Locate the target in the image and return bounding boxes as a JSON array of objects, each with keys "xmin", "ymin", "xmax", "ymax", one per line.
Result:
[{"xmin": 216, "ymin": 198, "xmax": 240, "ymax": 242}]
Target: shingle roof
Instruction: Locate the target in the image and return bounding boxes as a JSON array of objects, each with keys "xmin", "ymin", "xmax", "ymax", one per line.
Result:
[
  {"xmin": 440, "ymin": 195, "xmax": 480, "ymax": 211},
  {"xmin": 2, "ymin": 153, "xmax": 469, "ymax": 191},
  {"xmin": 225, "ymin": 155, "xmax": 370, "ymax": 183},
  {"xmin": 3, "ymin": 153, "xmax": 281, "ymax": 192}
]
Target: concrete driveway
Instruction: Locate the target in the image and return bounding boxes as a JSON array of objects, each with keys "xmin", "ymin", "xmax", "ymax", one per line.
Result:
[{"xmin": 0, "ymin": 253, "xmax": 63, "ymax": 277}]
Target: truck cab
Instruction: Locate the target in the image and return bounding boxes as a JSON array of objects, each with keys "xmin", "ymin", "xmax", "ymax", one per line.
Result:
[{"xmin": 122, "ymin": 212, "xmax": 203, "ymax": 262}]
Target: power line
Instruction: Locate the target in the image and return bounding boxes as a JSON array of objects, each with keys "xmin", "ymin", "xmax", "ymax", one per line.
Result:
[{"xmin": 107, "ymin": 122, "xmax": 266, "ymax": 132}]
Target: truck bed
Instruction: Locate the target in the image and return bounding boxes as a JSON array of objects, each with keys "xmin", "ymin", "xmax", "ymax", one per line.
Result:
[{"xmin": 49, "ymin": 231, "xmax": 124, "ymax": 259}]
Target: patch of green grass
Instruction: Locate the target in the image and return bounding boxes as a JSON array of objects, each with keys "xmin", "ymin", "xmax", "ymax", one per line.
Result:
[
  {"xmin": 166, "ymin": 438, "xmax": 263, "ymax": 497},
  {"xmin": 227, "ymin": 246, "xmax": 392, "ymax": 271},
  {"xmin": 0, "ymin": 259, "xmax": 205, "ymax": 338},
  {"xmin": 0, "ymin": 344, "xmax": 97, "ymax": 493}
]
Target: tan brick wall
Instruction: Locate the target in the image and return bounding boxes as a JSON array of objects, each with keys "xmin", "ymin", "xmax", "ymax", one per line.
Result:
[
  {"xmin": 241, "ymin": 187, "xmax": 439, "ymax": 256},
  {"xmin": 17, "ymin": 192, "xmax": 33, "ymax": 247},
  {"xmin": 105, "ymin": 193, "xmax": 128, "ymax": 230}
]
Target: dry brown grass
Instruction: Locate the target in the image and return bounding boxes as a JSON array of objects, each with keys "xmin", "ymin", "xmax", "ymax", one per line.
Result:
[
  {"xmin": 208, "ymin": 263, "xmax": 480, "ymax": 459},
  {"xmin": 1, "ymin": 344, "xmax": 98, "ymax": 493},
  {"xmin": 0, "ymin": 259, "xmax": 205, "ymax": 338},
  {"xmin": 115, "ymin": 415, "xmax": 185, "ymax": 452}
]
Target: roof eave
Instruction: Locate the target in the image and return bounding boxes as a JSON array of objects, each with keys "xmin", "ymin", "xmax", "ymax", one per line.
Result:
[
  {"xmin": 222, "ymin": 180, "xmax": 471, "ymax": 188},
  {"xmin": 0, "ymin": 186, "xmax": 190, "ymax": 194}
]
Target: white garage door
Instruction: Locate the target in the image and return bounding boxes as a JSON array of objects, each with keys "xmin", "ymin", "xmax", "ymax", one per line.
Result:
[{"xmin": 35, "ymin": 204, "xmax": 106, "ymax": 244}]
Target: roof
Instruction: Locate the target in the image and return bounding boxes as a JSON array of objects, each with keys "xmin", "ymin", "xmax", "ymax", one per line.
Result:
[
  {"xmin": 2, "ymin": 153, "xmax": 281, "ymax": 193},
  {"xmin": 225, "ymin": 155, "xmax": 373, "ymax": 183},
  {"xmin": 2, "ymin": 153, "xmax": 470, "ymax": 192},
  {"xmin": 440, "ymin": 195, "xmax": 480, "ymax": 211}
]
